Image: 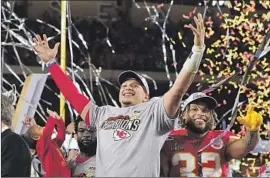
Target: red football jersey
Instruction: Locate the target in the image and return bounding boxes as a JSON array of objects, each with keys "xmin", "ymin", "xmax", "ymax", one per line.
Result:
[{"xmin": 161, "ymin": 129, "xmax": 238, "ymax": 177}]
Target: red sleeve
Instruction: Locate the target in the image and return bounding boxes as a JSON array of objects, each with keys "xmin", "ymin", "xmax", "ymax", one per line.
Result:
[
  {"xmin": 48, "ymin": 64, "xmax": 90, "ymax": 124},
  {"xmin": 53, "ymin": 119, "xmax": 65, "ymax": 147},
  {"xmin": 37, "ymin": 116, "xmax": 57, "ymax": 159},
  {"xmin": 41, "ymin": 116, "xmax": 57, "ymax": 142}
]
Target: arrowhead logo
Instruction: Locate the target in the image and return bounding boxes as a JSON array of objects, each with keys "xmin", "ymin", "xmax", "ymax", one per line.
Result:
[
  {"xmin": 210, "ymin": 138, "xmax": 224, "ymax": 150},
  {"xmin": 113, "ymin": 129, "xmax": 131, "ymax": 141}
]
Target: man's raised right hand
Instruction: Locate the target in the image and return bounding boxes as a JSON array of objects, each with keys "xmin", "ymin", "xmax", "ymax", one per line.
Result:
[{"xmin": 33, "ymin": 34, "xmax": 60, "ymax": 63}]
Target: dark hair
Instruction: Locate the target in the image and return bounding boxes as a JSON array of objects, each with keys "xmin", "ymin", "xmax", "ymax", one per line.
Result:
[{"xmin": 21, "ymin": 134, "xmax": 37, "ymax": 150}]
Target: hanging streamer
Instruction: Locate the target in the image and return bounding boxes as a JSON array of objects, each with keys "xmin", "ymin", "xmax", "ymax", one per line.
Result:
[
  {"xmin": 141, "ymin": 74, "xmax": 158, "ymax": 90},
  {"xmin": 1, "ymin": 0, "xmax": 120, "ymax": 116},
  {"xmin": 67, "ymin": 1, "xmax": 75, "ymax": 82},
  {"xmin": 214, "ymin": 100, "xmax": 247, "ymax": 129},
  {"xmin": 134, "ymin": 0, "xmax": 175, "ymax": 87}
]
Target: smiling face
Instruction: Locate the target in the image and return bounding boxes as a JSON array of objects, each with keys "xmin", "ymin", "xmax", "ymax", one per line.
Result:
[
  {"xmin": 119, "ymin": 79, "xmax": 149, "ymax": 107},
  {"xmin": 182, "ymin": 101, "xmax": 214, "ymax": 134}
]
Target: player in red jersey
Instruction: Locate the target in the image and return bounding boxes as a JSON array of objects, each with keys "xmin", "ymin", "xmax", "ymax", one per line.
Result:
[{"xmin": 161, "ymin": 92, "xmax": 263, "ymax": 177}]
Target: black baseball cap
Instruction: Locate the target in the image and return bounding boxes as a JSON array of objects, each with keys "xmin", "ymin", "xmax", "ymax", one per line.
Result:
[
  {"xmin": 181, "ymin": 92, "xmax": 218, "ymax": 111},
  {"xmin": 118, "ymin": 70, "xmax": 149, "ymax": 95}
]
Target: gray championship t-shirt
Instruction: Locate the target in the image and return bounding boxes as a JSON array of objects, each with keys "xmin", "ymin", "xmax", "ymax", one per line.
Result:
[{"xmin": 89, "ymin": 97, "xmax": 176, "ymax": 177}]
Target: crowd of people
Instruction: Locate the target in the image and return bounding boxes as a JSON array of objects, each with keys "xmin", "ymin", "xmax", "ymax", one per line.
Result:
[
  {"xmin": 1, "ymin": 92, "xmax": 269, "ymax": 177},
  {"xmin": 2, "ymin": 1, "xmax": 270, "ymax": 177},
  {"xmin": 2, "ymin": 10, "xmax": 269, "ymax": 177}
]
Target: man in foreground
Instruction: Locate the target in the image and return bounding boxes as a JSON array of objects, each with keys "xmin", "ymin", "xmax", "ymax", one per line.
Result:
[
  {"xmin": 33, "ymin": 13, "xmax": 206, "ymax": 177},
  {"xmin": 160, "ymin": 92, "xmax": 262, "ymax": 177},
  {"xmin": 1, "ymin": 94, "xmax": 31, "ymax": 177}
]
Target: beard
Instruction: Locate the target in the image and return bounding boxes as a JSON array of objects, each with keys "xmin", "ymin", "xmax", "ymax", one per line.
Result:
[
  {"xmin": 185, "ymin": 119, "xmax": 211, "ymax": 134},
  {"xmin": 78, "ymin": 140, "xmax": 97, "ymax": 156},
  {"xmin": 122, "ymin": 100, "xmax": 132, "ymax": 105}
]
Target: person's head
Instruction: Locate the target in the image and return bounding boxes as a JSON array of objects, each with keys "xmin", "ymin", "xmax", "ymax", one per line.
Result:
[
  {"xmin": 75, "ymin": 118, "xmax": 97, "ymax": 155},
  {"xmin": 21, "ymin": 134, "xmax": 37, "ymax": 156},
  {"xmin": 118, "ymin": 70, "xmax": 149, "ymax": 107},
  {"xmin": 180, "ymin": 92, "xmax": 218, "ymax": 134},
  {"xmin": 1, "ymin": 94, "xmax": 15, "ymax": 127},
  {"xmin": 26, "ymin": 125, "xmax": 44, "ymax": 140}
]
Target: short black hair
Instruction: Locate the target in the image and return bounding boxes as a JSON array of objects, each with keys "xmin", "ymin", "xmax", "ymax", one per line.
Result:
[
  {"xmin": 21, "ymin": 134, "xmax": 37, "ymax": 150},
  {"xmin": 74, "ymin": 116, "xmax": 84, "ymax": 133}
]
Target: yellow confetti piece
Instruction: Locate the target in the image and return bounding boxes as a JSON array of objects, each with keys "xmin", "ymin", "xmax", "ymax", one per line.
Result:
[
  {"xmin": 260, "ymin": 0, "xmax": 270, "ymax": 9},
  {"xmin": 234, "ymin": 7, "xmax": 241, "ymax": 11},
  {"xmin": 262, "ymin": 12, "xmax": 270, "ymax": 21},
  {"xmin": 215, "ymin": 53, "xmax": 221, "ymax": 58},
  {"xmin": 206, "ymin": 48, "xmax": 215, "ymax": 54},
  {"xmin": 177, "ymin": 32, "xmax": 182, "ymax": 40},
  {"xmin": 182, "ymin": 42, "xmax": 186, "ymax": 48}
]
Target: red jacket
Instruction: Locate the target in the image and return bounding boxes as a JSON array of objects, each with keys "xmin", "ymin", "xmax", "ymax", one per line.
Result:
[{"xmin": 36, "ymin": 116, "xmax": 70, "ymax": 177}]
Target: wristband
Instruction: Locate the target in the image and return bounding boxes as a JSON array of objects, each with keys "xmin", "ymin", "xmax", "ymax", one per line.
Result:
[
  {"xmin": 182, "ymin": 45, "xmax": 206, "ymax": 73},
  {"xmin": 45, "ymin": 59, "xmax": 57, "ymax": 68}
]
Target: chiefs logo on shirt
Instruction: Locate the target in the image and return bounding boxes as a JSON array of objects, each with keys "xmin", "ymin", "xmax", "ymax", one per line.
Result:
[
  {"xmin": 210, "ymin": 138, "xmax": 224, "ymax": 150},
  {"xmin": 113, "ymin": 129, "xmax": 131, "ymax": 141}
]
